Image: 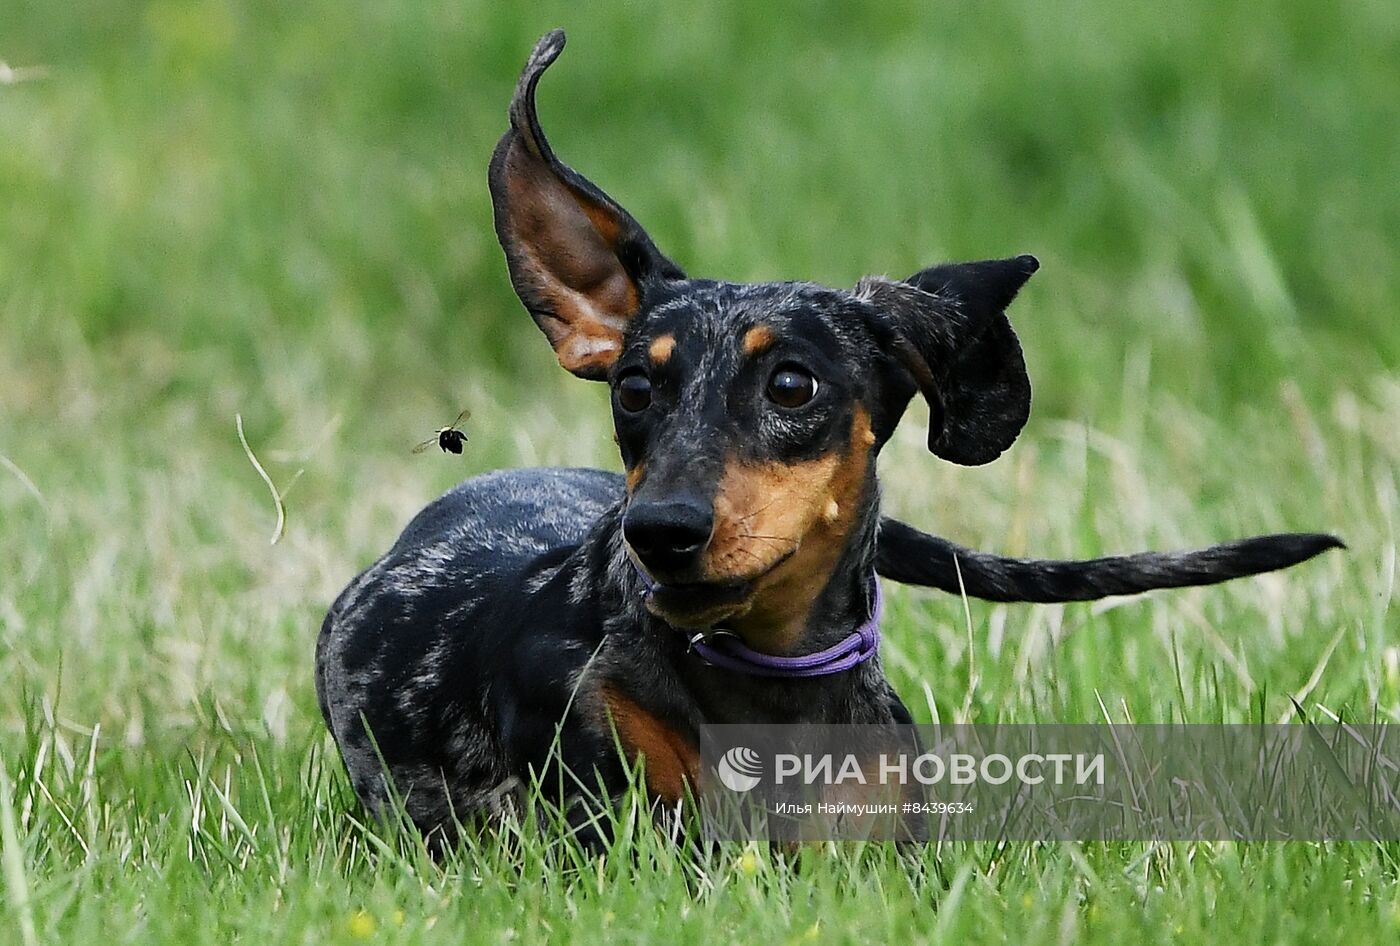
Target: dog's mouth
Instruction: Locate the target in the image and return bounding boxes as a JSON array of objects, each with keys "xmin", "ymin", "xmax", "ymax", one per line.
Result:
[
  {"xmin": 644, "ymin": 580, "xmax": 752, "ymax": 628},
  {"xmin": 641, "ymin": 550, "xmax": 796, "ymax": 629}
]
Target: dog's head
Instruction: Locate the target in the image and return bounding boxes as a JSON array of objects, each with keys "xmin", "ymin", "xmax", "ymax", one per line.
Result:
[{"xmin": 489, "ymin": 32, "xmax": 1037, "ymax": 640}]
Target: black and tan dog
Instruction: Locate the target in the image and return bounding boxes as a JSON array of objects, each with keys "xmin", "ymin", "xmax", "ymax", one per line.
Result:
[{"xmin": 316, "ymin": 30, "xmax": 1341, "ymax": 844}]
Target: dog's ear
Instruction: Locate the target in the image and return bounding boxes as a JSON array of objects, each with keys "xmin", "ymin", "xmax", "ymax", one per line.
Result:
[
  {"xmin": 857, "ymin": 255, "xmax": 1038, "ymax": 465},
  {"xmin": 488, "ymin": 30, "xmax": 685, "ymax": 380}
]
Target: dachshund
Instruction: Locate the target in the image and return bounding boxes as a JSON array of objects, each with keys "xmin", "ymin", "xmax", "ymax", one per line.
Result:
[{"xmin": 316, "ymin": 30, "xmax": 1342, "ymax": 847}]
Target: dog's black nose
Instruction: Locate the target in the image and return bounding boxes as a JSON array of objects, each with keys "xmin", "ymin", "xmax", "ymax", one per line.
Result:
[{"xmin": 623, "ymin": 499, "xmax": 713, "ymax": 575}]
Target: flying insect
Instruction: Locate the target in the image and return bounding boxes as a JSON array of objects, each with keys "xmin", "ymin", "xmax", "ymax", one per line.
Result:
[{"xmin": 413, "ymin": 409, "xmax": 472, "ymax": 455}]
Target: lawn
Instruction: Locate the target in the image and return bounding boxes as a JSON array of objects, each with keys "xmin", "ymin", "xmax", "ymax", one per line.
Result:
[{"xmin": 1, "ymin": 0, "xmax": 1398, "ymax": 942}]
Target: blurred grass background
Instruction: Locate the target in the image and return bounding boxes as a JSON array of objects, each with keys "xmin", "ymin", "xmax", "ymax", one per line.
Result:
[
  {"xmin": 4, "ymin": 0, "xmax": 1398, "ymax": 398},
  {"xmin": 1, "ymin": 0, "xmax": 1398, "ymax": 942}
]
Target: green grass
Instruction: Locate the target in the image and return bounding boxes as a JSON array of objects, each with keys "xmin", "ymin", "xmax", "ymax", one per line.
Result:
[{"xmin": 1, "ymin": 0, "xmax": 1398, "ymax": 942}]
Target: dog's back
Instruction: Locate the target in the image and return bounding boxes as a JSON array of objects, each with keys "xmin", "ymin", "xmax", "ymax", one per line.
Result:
[{"xmin": 315, "ymin": 467, "xmax": 622, "ymax": 828}]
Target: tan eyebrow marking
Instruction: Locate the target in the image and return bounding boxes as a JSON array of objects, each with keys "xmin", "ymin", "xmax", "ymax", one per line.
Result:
[
  {"xmin": 648, "ymin": 334, "xmax": 675, "ymax": 365},
  {"xmin": 742, "ymin": 325, "xmax": 776, "ymax": 357}
]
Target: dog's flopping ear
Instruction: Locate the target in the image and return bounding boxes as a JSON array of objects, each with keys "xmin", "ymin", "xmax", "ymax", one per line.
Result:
[
  {"xmin": 857, "ymin": 255, "xmax": 1038, "ymax": 465},
  {"xmin": 488, "ymin": 30, "xmax": 685, "ymax": 380}
]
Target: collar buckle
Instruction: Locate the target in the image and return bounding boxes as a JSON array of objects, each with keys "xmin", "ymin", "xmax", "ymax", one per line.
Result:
[{"xmin": 687, "ymin": 628, "xmax": 742, "ymax": 656}]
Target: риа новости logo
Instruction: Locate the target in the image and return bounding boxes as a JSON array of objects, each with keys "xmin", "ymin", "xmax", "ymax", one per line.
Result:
[{"xmin": 716, "ymin": 746, "xmax": 763, "ymax": 792}]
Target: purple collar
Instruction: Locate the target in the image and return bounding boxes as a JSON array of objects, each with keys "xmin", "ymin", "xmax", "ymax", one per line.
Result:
[{"xmin": 634, "ymin": 569, "xmax": 883, "ymax": 678}]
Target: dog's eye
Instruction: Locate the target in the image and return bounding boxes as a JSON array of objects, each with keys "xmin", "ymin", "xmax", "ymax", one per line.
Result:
[
  {"xmin": 766, "ymin": 364, "xmax": 818, "ymax": 408},
  {"xmin": 616, "ymin": 371, "xmax": 653, "ymax": 413}
]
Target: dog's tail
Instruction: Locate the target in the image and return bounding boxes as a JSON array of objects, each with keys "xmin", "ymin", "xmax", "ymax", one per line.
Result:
[{"xmin": 875, "ymin": 518, "xmax": 1344, "ymax": 603}]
